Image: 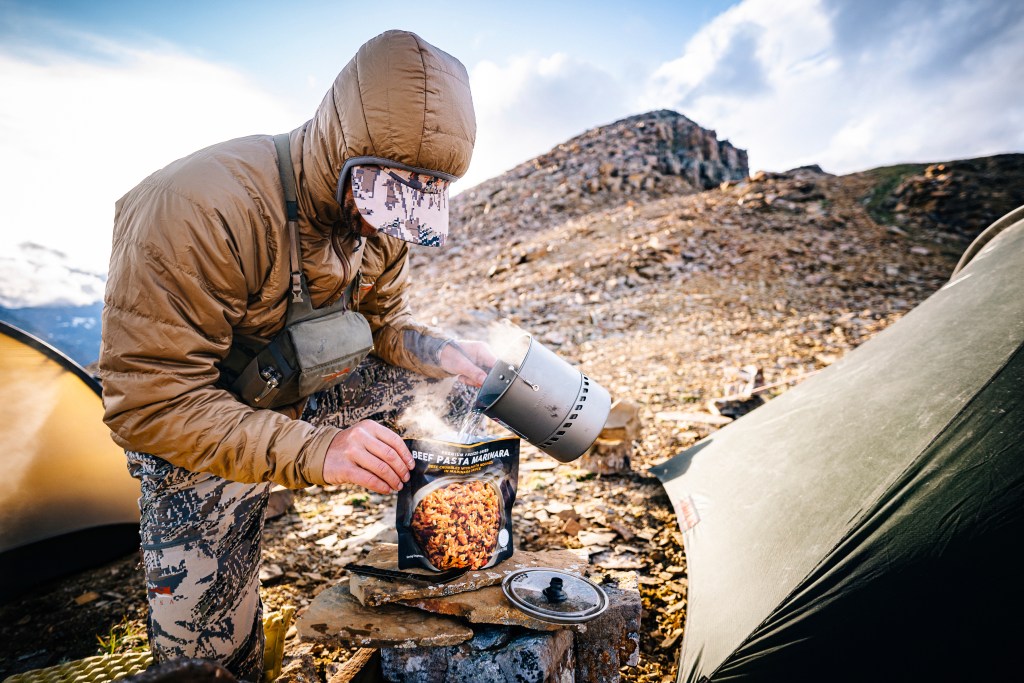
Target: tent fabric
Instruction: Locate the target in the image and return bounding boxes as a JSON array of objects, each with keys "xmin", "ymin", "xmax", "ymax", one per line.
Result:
[
  {"xmin": 652, "ymin": 213, "xmax": 1024, "ymax": 682},
  {"xmin": 0, "ymin": 321, "xmax": 139, "ymax": 598}
]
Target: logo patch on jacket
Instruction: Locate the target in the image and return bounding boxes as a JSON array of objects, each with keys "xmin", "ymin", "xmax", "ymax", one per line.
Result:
[{"xmin": 322, "ymin": 367, "xmax": 351, "ymax": 382}]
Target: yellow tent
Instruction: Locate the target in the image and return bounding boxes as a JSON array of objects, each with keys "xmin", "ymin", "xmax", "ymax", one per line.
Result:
[{"xmin": 0, "ymin": 321, "xmax": 138, "ymax": 599}]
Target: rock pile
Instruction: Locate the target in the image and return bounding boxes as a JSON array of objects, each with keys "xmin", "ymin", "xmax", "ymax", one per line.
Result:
[
  {"xmin": 450, "ymin": 109, "xmax": 747, "ymax": 239},
  {"xmin": 722, "ymin": 165, "xmax": 831, "ymax": 214},
  {"xmin": 880, "ymin": 154, "xmax": 1024, "ymax": 236},
  {"xmin": 296, "ymin": 544, "xmax": 641, "ymax": 682}
]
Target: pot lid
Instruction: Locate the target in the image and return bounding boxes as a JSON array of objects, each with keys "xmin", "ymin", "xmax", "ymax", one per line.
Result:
[{"xmin": 501, "ymin": 568, "xmax": 608, "ymax": 624}]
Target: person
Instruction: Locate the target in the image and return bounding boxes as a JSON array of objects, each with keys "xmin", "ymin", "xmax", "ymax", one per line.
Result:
[{"xmin": 99, "ymin": 30, "xmax": 493, "ymax": 681}]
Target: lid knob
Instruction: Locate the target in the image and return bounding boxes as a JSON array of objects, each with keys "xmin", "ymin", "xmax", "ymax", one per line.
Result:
[{"xmin": 542, "ymin": 577, "xmax": 568, "ymax": 604}]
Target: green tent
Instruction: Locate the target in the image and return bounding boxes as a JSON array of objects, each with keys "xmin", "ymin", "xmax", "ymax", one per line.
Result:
[{"xmin": 652, "ymin": 207, "xmax": 1024, "ymax": 681}]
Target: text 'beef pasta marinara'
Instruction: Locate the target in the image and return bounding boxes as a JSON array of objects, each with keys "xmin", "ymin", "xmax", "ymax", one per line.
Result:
[{"xmin": 398, "ymin": 437, "xmax": 520, "ymax": 571}]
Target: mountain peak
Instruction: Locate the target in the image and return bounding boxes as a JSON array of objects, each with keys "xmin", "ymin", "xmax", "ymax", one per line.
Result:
[{"xmin": 452, "ymin": 109, "xmax": 747, "ymax": 243}]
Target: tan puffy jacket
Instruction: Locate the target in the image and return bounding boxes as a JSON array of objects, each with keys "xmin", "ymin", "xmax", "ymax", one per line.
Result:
[{"xmin": 99, "ymin": 31, "xmax": 476, "ymax": 488}]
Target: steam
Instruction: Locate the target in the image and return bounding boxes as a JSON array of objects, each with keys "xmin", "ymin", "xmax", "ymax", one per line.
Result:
[
  {"xmin": 398, "ymin": 380, "xmax": 458, "ymax": 439},
  {"xmin": 484, "ymin": 319, "xmax": 532, "ymax": 367},
  {"xmin": 397, "ymin": 318, "xmax": 534, "ymax": 443}
]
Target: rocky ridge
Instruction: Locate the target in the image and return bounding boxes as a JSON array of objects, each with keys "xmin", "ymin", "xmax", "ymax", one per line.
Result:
[{"xmin": 450, "ymin": 109, "xmax": 747, "ymax": 240}]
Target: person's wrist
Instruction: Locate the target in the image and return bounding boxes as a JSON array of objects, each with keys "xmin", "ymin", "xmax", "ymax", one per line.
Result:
[
  {"xmin": 434, "ymin": 338, "xmax": 455, "ymax": 366},
  {"xmin": 402, "ymin": 329, "xmax": 452, "ymax": 370}
]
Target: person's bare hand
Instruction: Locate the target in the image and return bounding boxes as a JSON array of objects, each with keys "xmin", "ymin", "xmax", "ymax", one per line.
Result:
[
  {"xmin": 322, "ymin": 420, "xmax": 414, "ymax": 494},
  {"xmin": 439, "ymin": 340, "xmax": 498, "ymax": 387}
]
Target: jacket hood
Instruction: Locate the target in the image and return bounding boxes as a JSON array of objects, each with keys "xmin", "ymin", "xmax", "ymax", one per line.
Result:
[{"xmin": 295, "ymin": 29, "xmax": 477, "ymax": 232}]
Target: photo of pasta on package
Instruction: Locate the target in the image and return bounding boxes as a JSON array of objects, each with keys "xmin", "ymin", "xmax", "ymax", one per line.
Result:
[
  {"xmin": 411, "ymin": 480, "xmax": 501, "ymax": 570},
  {"xmin": 398, "ymin": 436, "xmax": 519, "ymax": 572}
]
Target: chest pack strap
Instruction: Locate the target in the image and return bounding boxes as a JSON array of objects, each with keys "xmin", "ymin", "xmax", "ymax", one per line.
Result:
[
  {"xmin": 272, "ymin": 134, "xmax": 353, "ymax": 325},
  {"xmin": 273, "ymin": 133, "xmax": 306, "ymax": 312}
]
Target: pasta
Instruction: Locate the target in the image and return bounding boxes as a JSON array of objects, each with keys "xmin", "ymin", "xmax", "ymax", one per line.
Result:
[{"xmin": 410, "ymin": 481, "xmax": 501, "ymax": 570}]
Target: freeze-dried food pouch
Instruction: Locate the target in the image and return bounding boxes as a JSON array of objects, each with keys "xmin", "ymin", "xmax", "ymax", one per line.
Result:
[{"xmin": 398, "ymin": 436, "xmax": 519, "ymax": 571}]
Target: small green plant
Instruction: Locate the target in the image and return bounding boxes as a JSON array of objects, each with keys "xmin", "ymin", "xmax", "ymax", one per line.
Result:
[
  {"xmin": 861, "ymin": 163, "xmax": 927, "ymax": 224},
  {"xmin": 96, "ymin": 615, "xmax": 148, "ymax": 655},
  {"xmin": 347, "ymin": 493, "xmax": 370, "ymax": 507}
]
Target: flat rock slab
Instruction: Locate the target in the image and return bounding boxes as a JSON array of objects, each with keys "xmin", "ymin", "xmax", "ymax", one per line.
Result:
[
  {"xmin": 350, "ymin": 543, "xmax": 588, "ymax": 607},
  {"xmin": 297, "ymin": 583, "xmax": 473, "ymax": 649},
  {"xmin": 400, "ymin": 584, "xmax": 583, "ymax": 632}
]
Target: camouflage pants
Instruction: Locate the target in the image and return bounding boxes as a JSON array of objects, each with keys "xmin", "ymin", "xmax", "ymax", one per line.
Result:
[
  {"xmin": 129, "ymin": 356, "xmax": 473, "ymax": 682},
  {"xmin": 127, "ymin": 451, "xmax": 270, "ymax": 682}
]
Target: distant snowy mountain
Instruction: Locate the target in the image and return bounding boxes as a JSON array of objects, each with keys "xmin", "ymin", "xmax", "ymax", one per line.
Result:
[{"xmin": 0, "ymin": 242, "xmax": 106, "ymax": 366}]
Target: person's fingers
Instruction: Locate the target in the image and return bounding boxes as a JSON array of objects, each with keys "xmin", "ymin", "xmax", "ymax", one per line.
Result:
[
  {"xmin": 438, "ymin": 344, "xmax": 466, "ymax": 375},
  {"xmin": 455, "ymin": 340, "xmax": 497, "ymax": 369},
  {"xmin": 359, "ymin": 420, "xmax": 414, "ymax": 468},
  {"xmin": 453, "ymin": 362, "xmax": 486, "ymax": 387},
  {"xmin": 439, "ymin": 348, "xmax": 488, "ymax": 387},
  {"xmin": 456, "ymin": 341, "xmax": 497, "ymax": 386},
  {"xmin": 352, "ymin": 449, "xmax": 403, "ymax": 491},
  {"xmin": 340, "ymin": 461, "xmax": 393, "ymax": 495},
  {"xmin": 463, "ymin": 340, "xmax": 498, "ymax": 369},
  {"xmin": 364, "ymin": 436, "xmax": 412, "ymax": 483}
]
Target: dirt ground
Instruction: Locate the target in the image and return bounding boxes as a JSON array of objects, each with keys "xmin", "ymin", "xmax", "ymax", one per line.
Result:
[{"xmin": 1, "ymin": 156, "xmax": 1009, "ymax": 682}]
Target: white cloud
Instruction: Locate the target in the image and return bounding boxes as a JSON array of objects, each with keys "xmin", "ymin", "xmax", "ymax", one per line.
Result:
[
  {"xmin": 0, "ymin": 242, "xmax": 106, "ymax": 308},
  {"xmin": 0, "ymin": 37, "xmax": 302, "ymax": 286},
  {"xmin": 641, "ymin": 0, "xmax": 1024, "ymax": 174},
  {"xmin": 461, "ymin": 52, "xmax": 633, "ymax": 191}
]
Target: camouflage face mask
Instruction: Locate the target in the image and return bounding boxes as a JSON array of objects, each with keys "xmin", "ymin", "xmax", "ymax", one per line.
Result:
[{"xmin": 348, "ymin": 165, "xmax": 451, "ymax": 247}]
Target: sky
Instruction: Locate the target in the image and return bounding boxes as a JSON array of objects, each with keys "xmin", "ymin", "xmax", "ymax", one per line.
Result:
[{"xmin": 0, "ymin": 0, "xmax": 1022, "ymax": 307}]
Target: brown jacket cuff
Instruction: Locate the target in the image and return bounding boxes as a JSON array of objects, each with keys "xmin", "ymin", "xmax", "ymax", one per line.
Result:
[{"xmin": 301, "ymin": 426, "xmax": 341, "ymax": 487}]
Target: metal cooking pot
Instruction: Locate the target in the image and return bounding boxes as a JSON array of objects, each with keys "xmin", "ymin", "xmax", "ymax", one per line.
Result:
[{"xmin": 475, "ymin": 335, "xmax": 611, "ymax": 463}]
